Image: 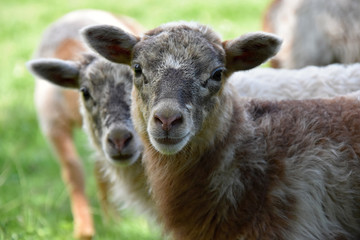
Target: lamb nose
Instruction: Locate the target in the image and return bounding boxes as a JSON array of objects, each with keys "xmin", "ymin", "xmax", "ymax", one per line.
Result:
[
  {"xmin": 107, "ymin": 131, "xmax": 133, "ymax": 152},
  {"xmin": 154, "ymin": 113, "xmax": 183, "ymax": 131}
]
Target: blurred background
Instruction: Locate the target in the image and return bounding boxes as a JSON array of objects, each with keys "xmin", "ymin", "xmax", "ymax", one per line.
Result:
[{"xmin": 0, "ymin": 0, "xmax": 270, "ymax": 239}]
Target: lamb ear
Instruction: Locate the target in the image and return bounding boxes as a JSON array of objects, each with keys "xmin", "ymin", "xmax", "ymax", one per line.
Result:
[
  {"xmin": 26, "ymin": 59, "xmax": 80, "ymax": 88},
  {"xmin": 81, "ymin": 24, "xmax": 139, "ymax": 64},
  {"xmin": 223, "ymin": 32, "xmax": 282, "ymax": 73}
]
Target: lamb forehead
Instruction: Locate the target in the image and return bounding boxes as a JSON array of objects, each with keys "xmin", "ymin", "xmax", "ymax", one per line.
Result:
[
  {"xmin": 135, "ymin": 21, "xmax": 225, "ymax": 69},
  {"xmin": 81, "ymin": 56, "xmax": 133, "ymax": 87}
]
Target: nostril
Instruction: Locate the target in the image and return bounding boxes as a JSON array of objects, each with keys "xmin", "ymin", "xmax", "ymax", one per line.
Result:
[
  {"xmin": 154, "ymin": 114, "xmax": 164, "ymax": 126},
  {"xmin": 107, "ymin": 137, "xmax": 116, "ymax": 149},
  {"xmin": 170, "ymin": 113, "xmax": 183, "ymax": 127},
  {"xmin": 154, "ymin": 112, "xmax": 183, "ymax": 131},
  {"xmin": 123, "ymin": 133, "xmax": 133, "ymax": 148},
  {"xmin": 107, "ymin": 137, "xmax": 119, "ymax": 152}
]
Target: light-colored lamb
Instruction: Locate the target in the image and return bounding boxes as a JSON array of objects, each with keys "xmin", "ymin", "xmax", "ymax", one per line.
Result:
[
  {"xmin": 83, "ymin": 22, "xmax": 360, "ymax": 240},
  {"xmin": 263, "ymin": 0, "xmax": 360, "ymax": 68},
  {"xmin": 28, "ymin": 9, "xmax": 144, "ymax": 239},
  {"xmin": 230, "ymin": 63, "xmax": 360, "ymax": 100},
  {"xmin": 28, "ymin": 53, "xmax": 156, "ymax": 219}
]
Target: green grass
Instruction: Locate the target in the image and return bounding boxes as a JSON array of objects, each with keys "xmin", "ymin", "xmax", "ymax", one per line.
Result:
[{"xmin": 0, "ymin": 0, "xmax": 270, "ymax": 239}]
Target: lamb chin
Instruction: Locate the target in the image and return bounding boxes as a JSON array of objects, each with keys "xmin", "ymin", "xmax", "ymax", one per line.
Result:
[
  {"xmin": 149, "ymin": 135, "xmax": 190, "ymax": 155},
  {"xmin": 105, "ymin": 151, "xmax": 140, "ymax": 166}
]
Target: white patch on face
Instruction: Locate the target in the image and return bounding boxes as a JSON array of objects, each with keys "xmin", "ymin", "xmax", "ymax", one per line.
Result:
[
  {"xmin": 112, "ymin": 67, "xmax": 124, "ymax": 84},
  {"xmin": 146, "ymin": 100, "xmax": 193, "ymax": 155},
  {"xmin": 185, "ymin": 104, "xmax": 193, "ymax": 111},
  {"xmin": 148, "ymin": 132, "xmax": 191, "ymax": 155},
  {"xmin": 161, "ymin": 54, "xmax": 185, "ymax": 70}
]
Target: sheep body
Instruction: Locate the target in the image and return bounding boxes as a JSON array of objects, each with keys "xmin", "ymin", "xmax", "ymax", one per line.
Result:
[
  {"xmin": 263, "ymin": 0, "xmax": 360, "ymax": 68},
  {"xmin": 230, "ymin": 63, "xmax": 360, "ymax": 100}
]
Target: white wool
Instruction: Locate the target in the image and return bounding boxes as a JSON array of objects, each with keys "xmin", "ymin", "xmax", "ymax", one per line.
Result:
[
  {"xmin": 229, "ymin": 63, "xmax": 360, "ymax": 100},
  {"xmin": 264, "ymin": 0, "xmax": 360, "ymax": 68}
]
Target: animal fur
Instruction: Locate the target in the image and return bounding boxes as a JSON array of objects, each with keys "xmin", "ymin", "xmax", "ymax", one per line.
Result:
[
  {"xmin": 263, "ymin": 0, "xmax": 360, "ymax": 68},
  {"xmin": 83, "ymin": 21, "xmax": 360, "ymax": 240},
  {"xmin": 230, "ymin": 63, "xmax": 360, "ymax": 100},
  {"xmin": 28, "ymin": 9, "xmax": 144, "ymax": 239}
]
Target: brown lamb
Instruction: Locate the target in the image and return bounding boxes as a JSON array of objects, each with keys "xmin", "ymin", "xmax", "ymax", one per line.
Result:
[
  {"xmin": 83, "ymin": 21, "xmax": 360, "ymax": 240},
  {"xmin": 28, "ymin": 9, "xmax": 144, "ymax": 239}
]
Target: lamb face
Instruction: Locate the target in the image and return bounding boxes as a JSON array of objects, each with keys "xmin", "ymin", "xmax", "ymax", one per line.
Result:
[
  {"xmin": 131, "ymin": 24, "xmax": 227, "ymax": 154},
  {"xmin": 28, "ymin": 55, "xmax": 143, "ymax": 165},
  {"xmin": 79, "ymin": 56, "xmax": 143, "ymax": 165}
]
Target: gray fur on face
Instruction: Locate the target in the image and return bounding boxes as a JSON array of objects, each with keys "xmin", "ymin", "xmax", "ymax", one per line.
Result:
[
  {"xmin": 77, "ymin": 55, "xmax": 142, "ymax": 165},
  {"xmin": 28, "ymin": 53, "xmax": 142, "ymax": 165},
  {"xmin": 132, "ymin": 23, "xmax": 226, "ymax": 150},
  {"xmin": 79, "ymin": 55, "xmax": 133, "ymax": 131}
]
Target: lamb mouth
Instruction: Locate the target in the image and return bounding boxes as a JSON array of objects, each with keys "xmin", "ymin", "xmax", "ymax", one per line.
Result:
[
  {"xmin": 155, "ymin": 137, "xmax": 184, "ymax": 145},
  {"xmin": 110, "ymin": 154, "xmax": 133, "ymax": 162}
]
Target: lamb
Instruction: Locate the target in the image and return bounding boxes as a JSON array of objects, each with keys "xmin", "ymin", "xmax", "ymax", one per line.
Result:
[
  {"xmin": 27, "ymin": 9, "xmax": 144, "ymax": 239},
  {"xmin": 83, "ymin": 22, "xmax": 360, "ymax": 240},
  {"xmin": 229, "ymin": 63, "xmax": 360, "ymax": 100},
  {"xmin": 27, "ymin": 53, "xmax": 158, "ymax": 233},
  {"xmin": 263, "ymin": 0, "xmax": 360, "ymax": 68},
  {"xmin": 28, "ymin": 50, "xmax": 156, "ymax": 207}
]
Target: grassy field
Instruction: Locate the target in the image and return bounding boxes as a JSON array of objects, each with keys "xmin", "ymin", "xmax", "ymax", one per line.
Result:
[{"xmin": 0, "ymin": 0, "xmax": 270, "ymax": 239}]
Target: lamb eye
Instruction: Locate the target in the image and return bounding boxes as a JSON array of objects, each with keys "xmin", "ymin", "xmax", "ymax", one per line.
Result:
[
  {"xmin": 134, "ymin": 63, "xmax": 142, "ymax": 77},
  {"xmin": 80, "ymin": 87, "xmax": 91, "ymax": 100},
  {"xmin": 211, "ymin": 68, "xmax": 224, "ymax": 81}
]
